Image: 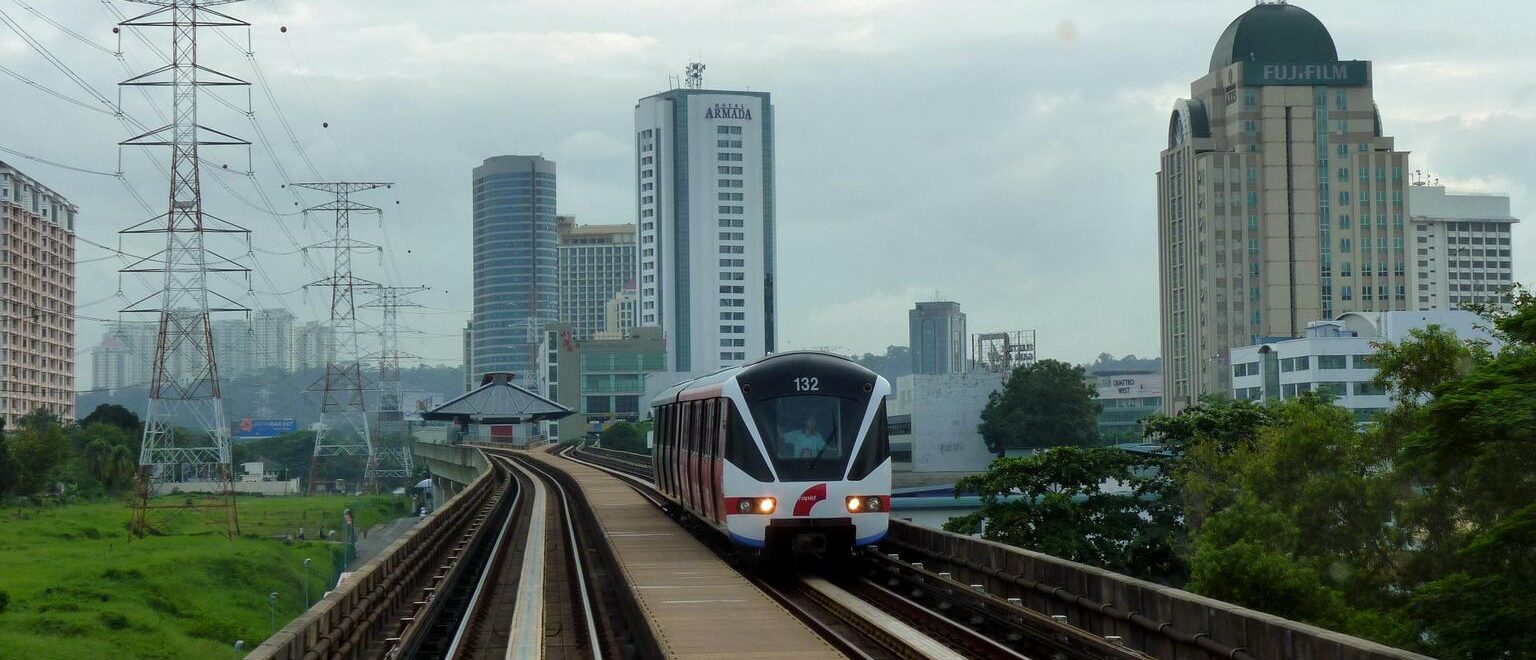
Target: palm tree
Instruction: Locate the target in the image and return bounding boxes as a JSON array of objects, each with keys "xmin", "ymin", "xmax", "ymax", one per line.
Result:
[{"xmin": 109, "ymin": 444, "xmax": 137, "ymax": 492}]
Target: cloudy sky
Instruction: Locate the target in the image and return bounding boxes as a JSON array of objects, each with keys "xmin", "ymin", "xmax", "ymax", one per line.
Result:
[{"xmin": 3, "ymin": 0, "xmax": 1534, "ymax": 385}]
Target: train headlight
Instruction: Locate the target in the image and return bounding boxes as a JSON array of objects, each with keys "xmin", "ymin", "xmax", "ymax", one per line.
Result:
[
  {"xmin": 867, "ymin": 496, "xmax": 882, "ymax": 512},
  {"xmin": 846, "ymin": 496, "xmax": 885, "ymax": 513},
  {"xmin": 846, "ymin": 496, "xmax": 863, "ymax": 513},
  {"xmin": 757, "ymin": 498, "xmax": 776, "ymax": 514},
  {"xmin": 738, "ymin": 499, "xmax": 753, "ymax": 513}
]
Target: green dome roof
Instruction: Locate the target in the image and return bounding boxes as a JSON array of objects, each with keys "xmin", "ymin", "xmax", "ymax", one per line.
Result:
[{"xmin": 1209, "ymin": 3, "xmax": 1338, "ymax": 73}]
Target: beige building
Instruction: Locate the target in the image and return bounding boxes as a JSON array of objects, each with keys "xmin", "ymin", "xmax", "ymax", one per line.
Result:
[
  {"xmin": 1406, "ymin": 184, "xmax": 1518, "ymax": 310},
  {"xmin": 1158, "ymin": 3, "xmax": 1411, "ymax": 411},
  {"xmin": 0, "ymin": 161, "xmax": 76, "ymax": 425},
  {"xmin": 556, "ymin": 215, "xmax": 636, "ymax": 342}
]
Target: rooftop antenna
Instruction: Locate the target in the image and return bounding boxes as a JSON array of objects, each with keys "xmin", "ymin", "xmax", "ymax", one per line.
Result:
[{"xmin": 685, "ymin": 61, "xmax": 705, "ymax": 89}]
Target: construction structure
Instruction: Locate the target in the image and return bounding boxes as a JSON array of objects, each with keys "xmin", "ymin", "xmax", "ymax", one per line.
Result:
[
  {"xmin": 362, "ymin": 285, "xmax": 427, "ymax": 481},
  {"xmin": 121, "ymin": 0, "xmax": 251, "ymax": 539},
  {"xmin": 298, "ymin": 182, "xmax": 388, "ymax": 493}
]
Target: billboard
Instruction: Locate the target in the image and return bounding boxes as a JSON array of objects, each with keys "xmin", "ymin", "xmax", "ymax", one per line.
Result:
[{"xmin": 237, "ymin": 418, "xmax": 299, "ymax": 439}]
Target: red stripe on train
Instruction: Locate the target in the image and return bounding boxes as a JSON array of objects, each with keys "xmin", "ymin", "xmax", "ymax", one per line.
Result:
[{"xmin": 793, "ymin": 483, "xmax": 827, "ymax": 516}]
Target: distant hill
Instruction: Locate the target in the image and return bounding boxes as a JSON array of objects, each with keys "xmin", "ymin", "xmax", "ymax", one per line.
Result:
[
  {"xmin": 851, "ymin": 345, "xmax": 912, "ymax": 385},
  {"xmin": 77, "ymin": 364, "xmax": 465, "ymax": 426},
  {"xmin": 1083, "ymin": 353, "xmax": 1162, "ymax": 375}
]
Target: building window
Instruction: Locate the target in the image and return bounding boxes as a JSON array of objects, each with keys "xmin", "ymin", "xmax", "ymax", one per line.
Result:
[
  {"xmin": 717, "ymin": 152, "xmax": 743, "ymax": 162},
  {"xmin": 1317, "ymin": 355, "xmax": 1348, "ymax": 369}
]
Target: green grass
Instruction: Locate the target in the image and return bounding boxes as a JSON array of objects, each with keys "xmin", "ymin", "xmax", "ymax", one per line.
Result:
[{"xmin": 0, "ymin": 494, "xmax": 409, "ymax": 659}]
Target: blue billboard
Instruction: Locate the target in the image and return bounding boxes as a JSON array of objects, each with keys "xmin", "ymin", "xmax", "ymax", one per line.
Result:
[{"xmin": 237, "ymin": 418, "xmax": 299, "ymax": 439}]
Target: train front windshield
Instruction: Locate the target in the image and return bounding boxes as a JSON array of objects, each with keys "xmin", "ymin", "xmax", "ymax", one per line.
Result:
[{"xmin": 749, "ymin": 395, "xmax": 866, "ymax": 481}]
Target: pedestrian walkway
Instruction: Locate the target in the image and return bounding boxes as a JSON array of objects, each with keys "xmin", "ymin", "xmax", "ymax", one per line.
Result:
[{"xmin": 354, "ymin": 514, "xmax": 423, "ymax": 563}]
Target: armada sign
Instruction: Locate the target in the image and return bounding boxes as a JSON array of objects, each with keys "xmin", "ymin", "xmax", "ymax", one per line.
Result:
[
  {"xmin": 1243, "ymin": 60, "xmax": 1369, "ymax": 87},
  {"xmin": 704, "ymin": 102, "xmax": 752, "ymax": 120}
]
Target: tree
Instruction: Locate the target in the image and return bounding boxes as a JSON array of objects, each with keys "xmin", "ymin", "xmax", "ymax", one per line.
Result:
[
  {"xmin": 945, "ymin": 446, "xmax": 1185, "ymax": 582},
  {"xmin": 600, "ymin": 422, "xmax": 648, "ymax": 454},
  {"xmin": 78, "ymin": 403, "xmax": 143, "ymax": 436},
  {"xmin": 0, "ymin": 417, "xmax": 15, "ymax": 498},
  {"xmin": 10, "ymin": 410, "xmax": 69, "ymax": 495},
  {"xmin": 977, "ymin": 359, "xmax": 1100, "ymax": 454},
  {"xmin": 1143, "ymin": 397, "xmax": 1272, "ymax": 533}
]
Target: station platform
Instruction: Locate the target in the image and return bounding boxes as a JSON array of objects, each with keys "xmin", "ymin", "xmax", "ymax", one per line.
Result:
[{"xmin": 520, "ymin": 450, "xmax": 842, "ymax": 659}]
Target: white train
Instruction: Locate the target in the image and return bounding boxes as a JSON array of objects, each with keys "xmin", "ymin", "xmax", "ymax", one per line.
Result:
[{"xmin": 650, "ymin": 351, "xmax": 892, "ymax": 561}]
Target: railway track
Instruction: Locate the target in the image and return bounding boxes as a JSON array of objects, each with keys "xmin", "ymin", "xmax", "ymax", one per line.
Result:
[{"xmin": 556, "ymin": 443, "xmax": 1142, "ymax": 660}]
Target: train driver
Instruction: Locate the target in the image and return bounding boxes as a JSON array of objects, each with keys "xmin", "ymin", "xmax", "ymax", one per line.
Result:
[{"xmin": 783, "ymin": 415, "xmax": 827, "ymax": 458}]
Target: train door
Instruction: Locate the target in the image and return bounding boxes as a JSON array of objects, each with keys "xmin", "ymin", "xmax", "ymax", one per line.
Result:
[
  {"xmin": 686, "ymin": 401, "xmax": 701, "ymax": 514},
  {"xmin": 701, "ymin": 400, "xmax": 716, "ymax": 523},
  {"xmin": 660, "ymin": 405, "xmax": 674, "ymax": 498},
  {"xmin": 714, "ymin": 398, "xmax": 729, "ymax": 525}
]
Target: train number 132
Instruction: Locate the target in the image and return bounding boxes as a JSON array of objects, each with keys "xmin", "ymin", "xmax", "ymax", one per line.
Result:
[{"xmin": 793, "ymin": 377, "xmax": 820, "ymax": 392}]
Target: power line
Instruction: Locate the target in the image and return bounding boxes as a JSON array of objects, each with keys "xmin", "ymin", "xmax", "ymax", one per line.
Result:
[{"xmin": 0, "ymin": 145, "xmax": 119, "ymax": 176}]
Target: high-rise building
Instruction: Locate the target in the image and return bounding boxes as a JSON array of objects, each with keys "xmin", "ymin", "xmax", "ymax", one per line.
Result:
[
  {"xmin": 0, "ymin": 162, "xmax": 77, "ymax": 425},
  {"xmin": 1407, "ymin": 184, "xmax": 1519, "ymax": 310},
  {"xmin": 211, "ymin": 319, "xmax": 253, "ymax": 377},
  {"xmin": 909, "ymin": 301, "xmax": 967, "ymax": 374},
  {"xmin": 250, "ymin": 308, "xmax": 295, "ymax": 372},
  {"xmin": 91, "ymin": 321, "xmax": 157, "ymax": 392},
  {"xmin": 294, "ymin": 320, "xmax": 334, "ymax": 371},
  {"xmin": 1157, "ymin": 3, "xmax": 1411, "ymax": 411},
  {"xmin": 470, "ymin": 155, "xmax": 558, "ymax": 386},
  {"xmin": 635, "ymin": 85, "xmax": 777, "ymax": 374},
  {"xmin": 556, "ymin": 215, "xmax": 637, "ymax": 341}
]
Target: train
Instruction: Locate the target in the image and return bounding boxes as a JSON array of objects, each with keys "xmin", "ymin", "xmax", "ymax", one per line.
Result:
[{"xmin": 649, "ymin": 351, "xmax": 892, "ymax": 563}]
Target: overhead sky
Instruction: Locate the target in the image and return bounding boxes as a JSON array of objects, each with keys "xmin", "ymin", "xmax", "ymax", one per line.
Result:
[{"xmin": 2, "ymin": 0, "xmax": 1534, "ymax": 386}]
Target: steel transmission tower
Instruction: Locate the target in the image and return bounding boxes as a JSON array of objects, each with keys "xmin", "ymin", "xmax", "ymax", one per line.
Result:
[
  {"xmin": 362, "ymin": 286, "xmax": 427, "ymax": 482},
  {"xmin": 121, "ymin": 0, "xmax": 251, "ymax": 539},
  {"xmin": 297, "ymin": 182, "xmax": 388, "ymax": 494}
]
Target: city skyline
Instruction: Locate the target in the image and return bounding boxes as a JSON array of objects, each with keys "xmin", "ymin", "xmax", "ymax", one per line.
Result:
[{"xmin": 3, "ymin": 2, "xmax": 1534, "ymax": 388}]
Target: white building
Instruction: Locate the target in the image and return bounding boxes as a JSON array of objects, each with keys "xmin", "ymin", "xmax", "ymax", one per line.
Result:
[
  {"xmin": 887, "ymin": 372, "xmax": 1002, "ymax": 486},
  {"xmin": 294, "ymin": 320, "xmax": 334, "ymax": 371},
  {"xmin": 596, "ymin": 284, "xmax": 638, "ymax": 340},
  {"xmin": 251, "ymin": 308, "xmax": 295, "ymax": 372},
  {"xmin": 1407, "ymin": 185, "xmax": 1518, "ymax": 310},
  {"xmin": 1229, "ymin": 310, "xmax": 1496, "ymax": 421},
  {"xmin": 1091, "ymin": 371, "xmax": 1163, "ymax": 440},
  {"xmin": 635, "ymin": 85, "xmax": 777, "ymax": 375}
]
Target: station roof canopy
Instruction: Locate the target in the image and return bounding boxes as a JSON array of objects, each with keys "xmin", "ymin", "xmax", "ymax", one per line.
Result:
[{"xmin": 420, "ymin": 372, "xmax": 573, "ymax": 425}]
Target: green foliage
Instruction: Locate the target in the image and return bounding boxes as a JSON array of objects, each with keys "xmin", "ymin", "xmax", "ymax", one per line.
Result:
[
  {"xmin": 10, "ymin": 411, "xmax": 70, "ymax": 496},
  {"xmin": 232, "ymin": 432, "xmax": 319, "ymax": 483},
  {"xmin": 945, "ymin": 446, "xmax": 1185, "ymax": 582},
  {"xmin": 1369, "ymin": 324, "xmax": 1487, "ymax": 402},
  {"xmin": 600, "ymin": 422, "xmax": 648, "ymax": 454},
  {"xmin": 977, "ymin": 359, "xmax": 1100, "ymax": 453},
  {"xmin": 0, "ymin": 431, "xmax": 17, "ymax": 498},
  {"xmin": 0, "ymin": 495, "xmax": 401, "ymax": 659}
]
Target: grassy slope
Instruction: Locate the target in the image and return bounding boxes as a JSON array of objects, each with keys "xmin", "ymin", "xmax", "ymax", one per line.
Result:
[{"xmin": 0, "ymin": 495, "xmax": 407, "ymax": 659}]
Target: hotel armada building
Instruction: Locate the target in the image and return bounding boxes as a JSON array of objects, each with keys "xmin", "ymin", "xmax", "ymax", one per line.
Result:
[
  {"xmin": 1157, "ymin": 2, "xmax": 1412, "ymax": 411},
  {"xmin": 635, "ymin": 88, "xmax": 778, "ymax": 374}
]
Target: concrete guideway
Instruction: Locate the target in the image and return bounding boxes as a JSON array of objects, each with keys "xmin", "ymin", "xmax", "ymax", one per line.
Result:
[{"xmin": 518, "ymin": 448, "xmax": 845, "ymax": 659}]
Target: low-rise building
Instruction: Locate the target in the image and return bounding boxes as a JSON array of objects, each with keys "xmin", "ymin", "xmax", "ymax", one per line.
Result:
[
  {"xmin": 887, "ymin": 372, "xmax": 1002, "ymax": 487},
  {"xmin": 1090, "ymin": 371, "xmax": 1162, "ymax": 441},
  {"xmin": 552, "ymin": 325, "xmax": 667, "ymax": 440},
  {"xmin": 1230, "ymin": 310, "xmax": 1496, "ymax": 421}
]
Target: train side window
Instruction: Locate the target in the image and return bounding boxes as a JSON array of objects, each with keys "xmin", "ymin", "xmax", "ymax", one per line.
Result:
[
  {"xmin": 847, "ymin": 401, "xmax": 889, "ymax": 481},
  {"xmin": 724, "ymin": 401, "xmax": 774, "ymax": 482}
]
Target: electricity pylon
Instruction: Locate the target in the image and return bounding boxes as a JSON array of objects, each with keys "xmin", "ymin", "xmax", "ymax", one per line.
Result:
[
  {"xmin": 121, "ymin": 0, "xmax": 251, "ymax": 540},
  {"xmin": 296, "ymin": 182, "xmax": 388, "ymax": 494},
  {"xmin": 362, "ymin": 285, "xmax": 427, "ymax": 482}
]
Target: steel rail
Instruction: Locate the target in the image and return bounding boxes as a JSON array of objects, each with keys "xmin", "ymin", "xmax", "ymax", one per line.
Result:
[{"xmin": 441, "ymin": 454, "xmax": 525, "ymax": 658}]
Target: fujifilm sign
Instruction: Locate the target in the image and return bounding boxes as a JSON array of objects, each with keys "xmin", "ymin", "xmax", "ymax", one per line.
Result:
[
  {"xmin": 1243, "ymin": 60, "xmax": 1369, "ymax": 86},
  {"xmin": 705, "ymin": 103, "xmax": 752, "ymax": 120}
]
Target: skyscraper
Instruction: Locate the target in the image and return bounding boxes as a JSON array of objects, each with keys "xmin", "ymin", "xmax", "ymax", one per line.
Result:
[
  {"xmin": 294, "ymin": 320, "xmax": 334, "ymax": 371},
  {"xmin": 1157, "ymin": 3, "xmax": 1411, "ymax": 411},
  {"xmin": 556, "ymin": 215, "xmax": 637, "ymax": 341},
  {"xmin": 1407, "ymin": 184, "xmax": 1519, "ymax": 310},
  {"xmin": 909, "ymin": 301, "xmax": 967, "ymax": 374},
  {"xmin": 0, "ymin": 161, "xmax": 76, "ymax": 425},
  {"xmin": 470, "ymin": 155, "xmax": 559, "ymax": 386},
  {"xmin": 635, "ymin": 85, "xmax": 777, "ymax": 374}
]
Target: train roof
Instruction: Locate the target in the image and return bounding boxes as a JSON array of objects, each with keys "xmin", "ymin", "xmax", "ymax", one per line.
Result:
[{"xmin": 648, "ymin": 351, "xmax": 879, "ymax": 408}]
